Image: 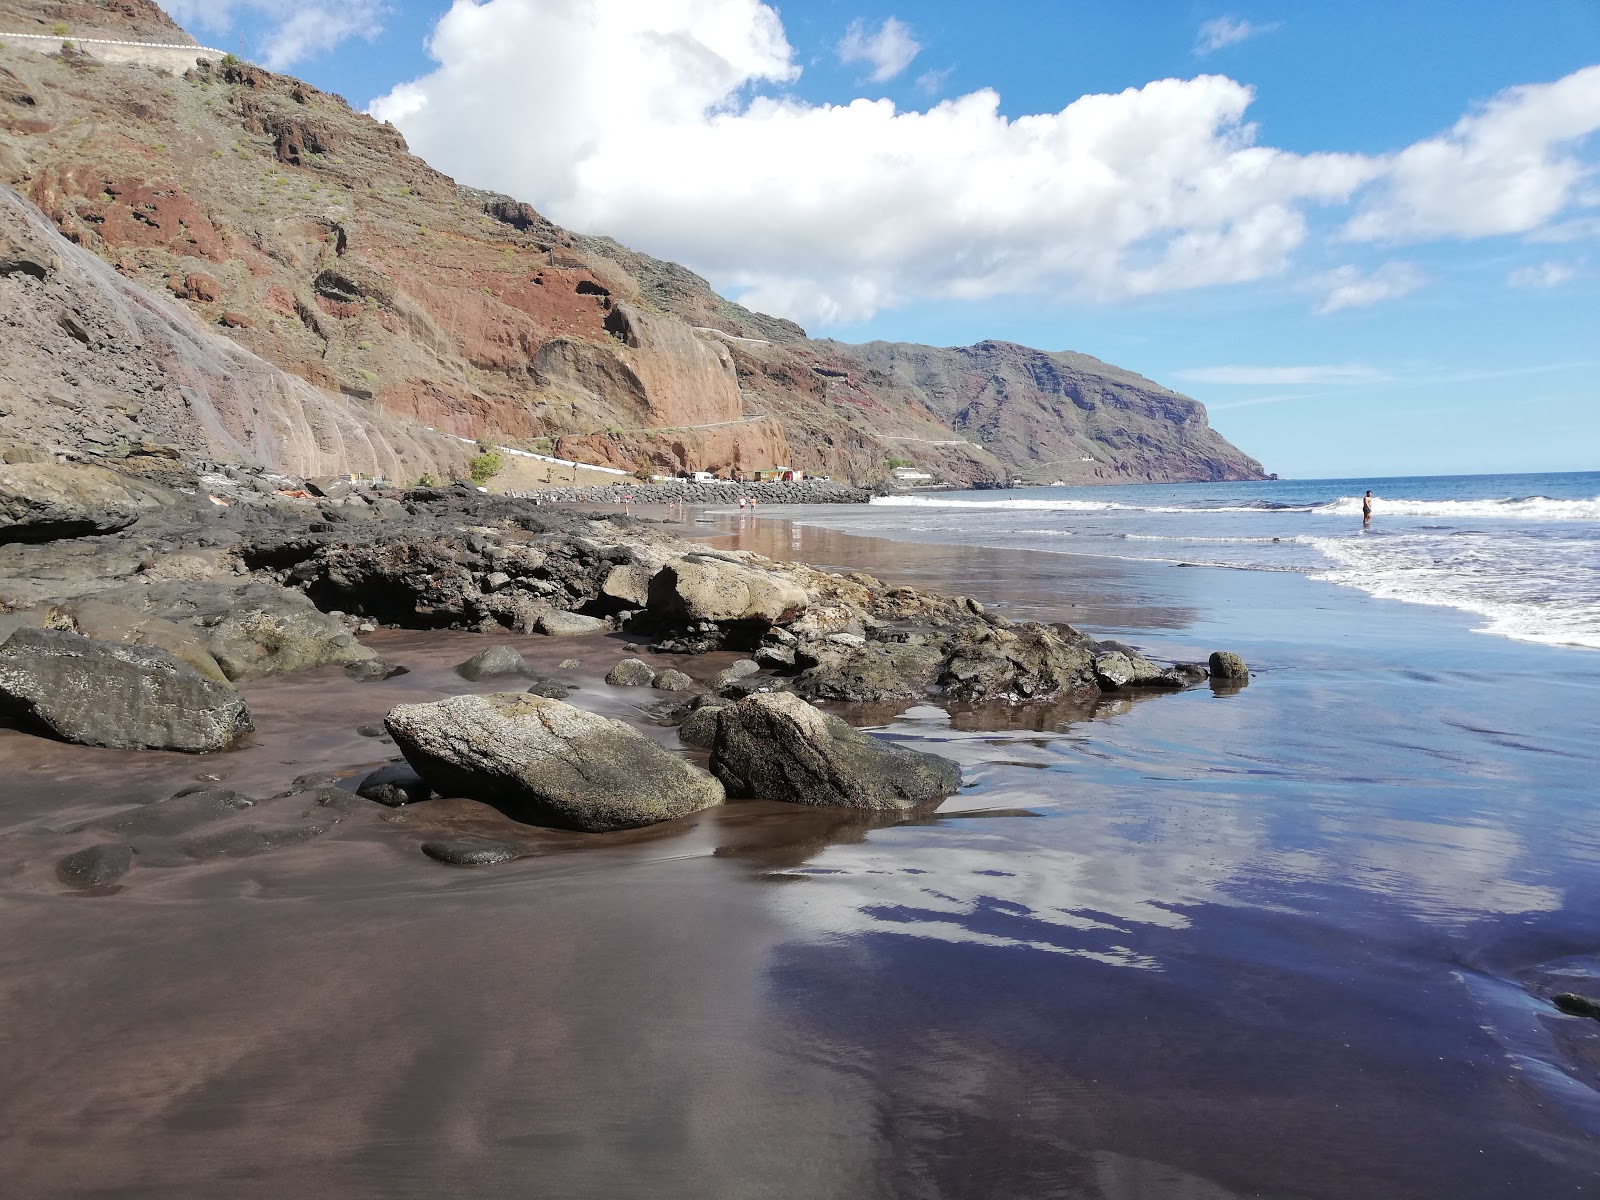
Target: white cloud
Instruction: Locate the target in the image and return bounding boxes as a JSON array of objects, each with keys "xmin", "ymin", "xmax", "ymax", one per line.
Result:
[
  {"xmin": 1177, "ymin": 365, "xmax": 1387, "ymax": 385},
  {"xmin": 367, "ymin": 3, "xmax": 1600, "ymax": 327},
  {"xmin": 1312, "ymin": 262, "xmax": 1427, "ymax": 314},
  {"xmin": 1194, "ymin": 17, "xmax": 1275, "ymax": 56},
  {"xmin": 838, "ymin": 16, "xmax": 921, "ymax": 83},
  {"xmin": 1344, "ymin": 64, "xmax": 1600, "ymax": 243},
  {"xmin": 1507, "ymin": 260, "xmax": 1577, "ymax": 288},
  {"xmin": 371, "ymin": 0, "xmax": 1382, "ymax": 325},
  {"xmin": 164, "ymin": 0, "xmax": 386, "ymax": 67}
]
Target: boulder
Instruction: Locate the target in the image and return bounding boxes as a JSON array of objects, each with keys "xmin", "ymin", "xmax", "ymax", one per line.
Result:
[
  {"xmin": 1209, "ymin": 651, "xmax": 1249, "ymax": 681},
  {"xmin": 710, "ymin": 692, "xmax": 962, "ymax": 812},
  {"xmin": 385, "ymin": 693, "xmax": 724, "ymax": 832},
  {"xmin": 792, "ymin": 639, "xmax": 944, "ymax": 702},
  {"xmin": 711, "ymin": 658, "xmax": 760, "ymax": 691},
  {"xmin": 654, "ymin": 668, "xmax": 696, "ymax": 692},
  {"xmin": 56, "ymin": 843, "xmax": 134, "ymax": 888},
  {"xmin": 0, "ymin": 462, "xmax": 172, "ymax": 543},
  {"xmin": 606, "ymin": 658, "xmax": 657, "ymax": 687},
  {"xmin": 422, "ymin": 838, "xmax": 523, "ymax": 867},
  {"xmin": 345, "ymin": 657, "xmax": 408, "ymax": 682},
  {"xmin": 677, "ymin": 704, "xmax": 724, "ymax": 748},
  {"xmin": 456, "ymin": 645, "xmax": 529, "ymax": 681},
  {"xmin": 0, "ymin": 629, "xmax": 252, "ymax": 752},
  {"xmin": 940, "ymin": 622, "xmax": 1099, "ymax": 702},
  {"xmin": 525, "ymin": 676, "xmax": 571, "ymax": 700},
  {"xmin": 647, "ymin": 555, "xmax": 808, "ymax": 624},
  {"xmin": 83, "ymin": 580, "xmax": 380, "ymax": 683},
  {"xmin": 1092, "ymin": 650, "xmax": 1185, "ymax": 691},
  {"xmin": 537, "ymin": 611, "xmax": 609, "ymax": 637},
  {"xmin": 357, "ymin": 763, "xmax": 432, "ymax": 807}
]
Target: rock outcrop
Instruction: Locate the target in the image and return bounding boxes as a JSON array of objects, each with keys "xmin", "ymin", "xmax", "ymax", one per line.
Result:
[
  {"xmin": 0, "ymin": 627, "xmax": 252, "ymax": 751},
  {"xmin": 710, "ymin": 692, "xmax": 962, "ymax": 812},
  {"xmin": 385, "ymin": 692, "xmax": 725, "ymax": 832},
  {"xmin": 0, "ymin": 461, "xmax": 172, "ymax": 542}
]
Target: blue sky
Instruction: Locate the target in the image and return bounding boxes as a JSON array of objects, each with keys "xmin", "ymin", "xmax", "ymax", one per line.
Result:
[{"xmin": 164, "ymin": 2, "xmax": 1600, "ymax": 479}]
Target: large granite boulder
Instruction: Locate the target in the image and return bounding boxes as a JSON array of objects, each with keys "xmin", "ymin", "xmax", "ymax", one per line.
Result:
[
  {"xmin": 0, "ymin": 462, "xmax": 171, "ymax": 543},
  {"xmin": 0, "ymin": 628, "xmax": 252, "ymax": 752},
  {"xmin": 384, "ymin": 693, "xmax": 724, "ymax": 832},
  {"xmin": 710, "ymin": 692, "xmax": 961, "ymax": 812},
  {"xmin": 647, "ymin": 555, "xmax": 808, "ymax": 624}
]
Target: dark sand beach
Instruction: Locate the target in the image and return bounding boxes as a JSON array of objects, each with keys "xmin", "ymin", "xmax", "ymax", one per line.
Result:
[{"xmin": 3, "ymin": 507, "xmax": 1598, "ymax": 1199}]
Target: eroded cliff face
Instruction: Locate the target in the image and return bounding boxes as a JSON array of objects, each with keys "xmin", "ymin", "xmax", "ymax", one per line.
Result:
[
  {"xmin": 0, "ymin": 184, "xmax": 466, "ymax": 479},
  {"xmin": 0, "ymin": 10, "xmax": 1264, "ymax": 485},
  {"xmin": 0, "ymin": 0, "xmax": 188, "ymax": 42}
]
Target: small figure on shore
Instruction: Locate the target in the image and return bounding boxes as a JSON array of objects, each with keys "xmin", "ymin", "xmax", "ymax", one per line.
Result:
[
  {"xmin": 738, "ymin": 495, "xmax": 748, "ymax": 510},
  {"xmin": 1362, "ymin": 490, "xmax": 1373, "ymax": 526}
]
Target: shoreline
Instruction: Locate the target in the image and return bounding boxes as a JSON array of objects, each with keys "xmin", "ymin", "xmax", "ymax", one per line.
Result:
[{"xmin": 4, "ymin": 492, "xmax": 1600, "ymax": 1196}]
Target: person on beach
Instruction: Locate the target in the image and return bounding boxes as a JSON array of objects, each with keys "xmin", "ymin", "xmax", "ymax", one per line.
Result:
[
  {"xmin": 1362, "ymin": 490, "xmax": 1373, "ymax": 525},
  {"xmin": 739, "ymin": 495, "xmax": 748, "ymax": 510}
]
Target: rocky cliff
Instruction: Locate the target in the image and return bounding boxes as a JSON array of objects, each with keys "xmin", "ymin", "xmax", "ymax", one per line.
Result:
[
  {"xmin": 0, "ymin": 4, "xmax": 1264, "ymax": 485},
  {"xmin": 0, "ymin": 184, "xmax": 467, "ymax": 478}
]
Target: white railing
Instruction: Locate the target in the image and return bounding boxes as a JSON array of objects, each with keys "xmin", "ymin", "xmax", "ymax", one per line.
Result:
[{"xmin": 0, "ymin": 32, "xmax": 226, "ymax": 54}]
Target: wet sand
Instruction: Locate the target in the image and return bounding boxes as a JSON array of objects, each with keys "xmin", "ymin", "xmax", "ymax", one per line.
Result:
[{"xmin": 3, "ymin": 510, "xmax": 1599, "ymax": 1198}]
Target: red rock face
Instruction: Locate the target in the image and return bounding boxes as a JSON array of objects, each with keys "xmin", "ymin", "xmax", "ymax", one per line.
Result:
[
  {"xmin": 0, "ymin": 1, "xmax": 189, "ymax": 41},
  {"xmin": 0, "ymin": 38, "xmax": 1265, "ymax": 484}
]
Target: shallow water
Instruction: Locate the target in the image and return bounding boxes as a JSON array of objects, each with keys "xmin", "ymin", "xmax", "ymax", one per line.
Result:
[{"xmin": 2, "ymin": 514, "xmax": 1599, "ymax": 1198}]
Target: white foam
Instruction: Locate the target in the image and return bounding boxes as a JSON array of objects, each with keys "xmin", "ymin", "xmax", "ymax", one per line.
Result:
[
  {"xmin": 1310, "ymin": 533, "xmax": 1600, "ymax": 650},
  {"xmin": 870, "ymin": 495, "xmax": 1135, "ymax": 512},
  {"xmin": 1315, "ymin": 495, "xmax": 1600, "ymax": 522}
]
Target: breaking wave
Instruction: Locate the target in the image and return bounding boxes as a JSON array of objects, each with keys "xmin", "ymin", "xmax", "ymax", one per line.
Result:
[{"xmin": 1313, "ymin": 495, "xmax": 1600, "ymax": 522}]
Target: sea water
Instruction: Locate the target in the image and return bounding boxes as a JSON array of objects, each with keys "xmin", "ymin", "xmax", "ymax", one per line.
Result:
[{"xmin": 790, "ymin": 471, "xmax": 1600, "ymax": 650}]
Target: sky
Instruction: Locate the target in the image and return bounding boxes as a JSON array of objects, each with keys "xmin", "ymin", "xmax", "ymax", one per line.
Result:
[{"xmin": 159, "ymin": 1, "xmax": 1600, "ymax": 480}]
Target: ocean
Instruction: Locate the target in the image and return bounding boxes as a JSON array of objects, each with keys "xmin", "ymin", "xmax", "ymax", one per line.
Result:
[{"xmin": 788, "ymin": 471, "xmax": 1600, "ymax": 651}]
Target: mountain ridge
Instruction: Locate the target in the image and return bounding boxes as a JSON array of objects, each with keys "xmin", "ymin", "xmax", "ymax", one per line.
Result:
[{"xmin": 0, "ymin": 1, "xmax": 1265, "ymax": 486}]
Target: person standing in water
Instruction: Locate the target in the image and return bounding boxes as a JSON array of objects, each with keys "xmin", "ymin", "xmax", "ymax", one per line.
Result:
[{"xmin": 1362, "ymin": 490, "xmax": 1373, "ymax": 526}]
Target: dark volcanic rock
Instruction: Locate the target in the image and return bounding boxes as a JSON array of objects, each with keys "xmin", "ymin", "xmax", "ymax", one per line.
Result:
[
  {"xmin": 1209, "ymin": 651, "xmax": 1250, "ymax": 681},
  {"xmin": 357, "ymin": 763, "xmax": 432, "ymax": 807},
  {"xmin": 1553, "ymin": 992, "xmax": 1600, "ymax": 1020},
  {"xmin": 345, "ymin": 657, "xmax": 408, "ymax": 682},
  {"xmin": 385, "ymin": 693, "xmax": 724, "ymax": 832},
  {"xmin": 422, "ymin": 838, "xmax": 523, "ymax": 867},
  {"xmin": 525, "ymin": 676, "xmax": 571, "ymax": 700},
  {"xmin": 0, "ymin": 629, "xmax": 252, "ymax": 752},
  {"xmin": 456, "ymin": 645, "xmax": 530, "ymax": 681},
  {"xmin": 56, "ymin": 843, "xmax": 135, "ymax": 888},
  {"xmin": 710, "ymin": 692, "xmax": 962, "ymax": 812}
]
